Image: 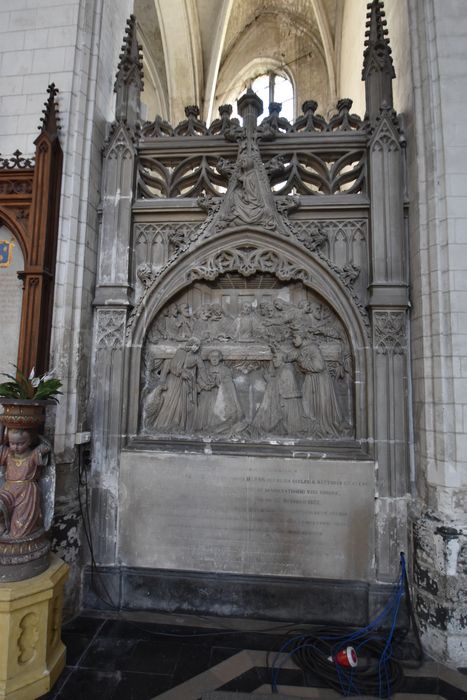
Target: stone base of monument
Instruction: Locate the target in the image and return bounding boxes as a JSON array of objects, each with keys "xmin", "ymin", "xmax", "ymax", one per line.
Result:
[{"xmin": 0, "ymin": 554, "xmax": 68, "ymax": 700}]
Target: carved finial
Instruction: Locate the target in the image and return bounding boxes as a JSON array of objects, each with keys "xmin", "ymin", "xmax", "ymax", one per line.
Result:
[
  {"xmin": 114, "ymin": 14, "xmax": 144, "ymax": 126},
  {"xmin": 38, "ymin": 84, "xmax": 60, "ymax": 137},
  {"xmin": 173, "ymin": 105, "xmax": 208, "ymax": 136},
  {"xmin": 259, "ymin": 102, "xmax": 292, "ymax": 134},
  {"xmin": 115, "ymin": 15, "xmax": 144, "ymax": 92},
  {"xmin": 208, "ymin": 104, "xmax": 240, "ymax": 135},
  {"xmin": 362, "ymin": 1, "xmax": 395, "ymax": 122},
  {"xmin": 293, "ymin": 100, "xmax": 326, "ymax": 132},
  {"xmin": 237, "ymin": 89, "xmax": 263, "ymax": 136}
]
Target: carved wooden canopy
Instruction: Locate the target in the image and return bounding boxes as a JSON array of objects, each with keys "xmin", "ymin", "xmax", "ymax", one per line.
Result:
[{"xmin": 0, "ymin": 85, "xmax": 63, "ymax": 375}]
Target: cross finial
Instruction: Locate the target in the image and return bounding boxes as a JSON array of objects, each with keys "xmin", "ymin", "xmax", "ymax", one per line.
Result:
[{"xmin": 38, "ymin": 83, "xmax": 60, "ymax": 137}]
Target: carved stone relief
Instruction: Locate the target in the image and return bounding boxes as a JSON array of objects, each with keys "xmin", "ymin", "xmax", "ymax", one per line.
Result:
[
  {"xmin": 374, "ymin": 311, "xmax": 406, "ymax": 355},
  {"xmin": 140, "ymin": 274, "xmax": 354, "ymax": 442},
  {"xmin": 290, "ymin": 219, "xmax": 368, "ymax": 303},
  {"xmin": 134, "ymin": 222, "xmax": 199, "ymax": 296},
  {"xmin": 17, "ymin": 612, "xmax": 39, "ymax": 664},
  {"xmin": 95, "ymin": 309, "xmax": 126, "ymax": 350}
]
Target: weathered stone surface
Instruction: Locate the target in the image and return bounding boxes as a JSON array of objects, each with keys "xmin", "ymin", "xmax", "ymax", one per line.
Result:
[{"xmin": 412, "ymin": 508, "xmax": 467, "ymax": 665}]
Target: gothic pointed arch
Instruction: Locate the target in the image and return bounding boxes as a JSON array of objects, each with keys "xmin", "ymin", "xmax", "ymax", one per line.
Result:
[
  {"xmin": 125, "ymin": 225, "xmax": 370, "ymax": 447},
  {"xmin": 130, "ymin": 227, "xmax": 368, "ymax": 354}
]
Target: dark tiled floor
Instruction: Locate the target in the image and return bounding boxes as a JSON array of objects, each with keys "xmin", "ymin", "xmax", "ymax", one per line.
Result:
[{"xmin": 41, "ymin": 613, "xmax": 467, "ymax": 700}]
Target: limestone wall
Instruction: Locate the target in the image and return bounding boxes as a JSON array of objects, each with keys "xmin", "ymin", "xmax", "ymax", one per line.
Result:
[
  {"xmin": 0, "ymin": 0, "xmax": 132, "ymax": 615},
  {"xmin": 339, "ymin": 0, "xmax": 467, "ymax": 666},
  {"xmin": 406, "ymin": 0, "xmax": 467, "ymax": 665}
]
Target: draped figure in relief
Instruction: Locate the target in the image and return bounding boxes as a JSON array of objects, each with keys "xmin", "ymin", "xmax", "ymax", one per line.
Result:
[
  {"xmin": 196, "ymin": 350, "xmax": 244, "ymax": 434},
  {"xmin": 294, "ymin": 336, "xmax": 342, "ymax": 436},
  {"xmin": 253, "ymin": 351, "xmax": 305, "ymax": 435},
  {"xmin": 146, "ymin": 337, "xmax": 208, "ymax": 432}
]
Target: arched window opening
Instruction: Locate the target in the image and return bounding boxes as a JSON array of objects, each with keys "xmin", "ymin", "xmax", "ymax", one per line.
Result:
[
  {"xmin": 249, "ymin": 72, "xmax": 294, "ymax": 122},
  {"xmin": 228, "ymin": 70, "xmax": 295, "ymax": 124}
]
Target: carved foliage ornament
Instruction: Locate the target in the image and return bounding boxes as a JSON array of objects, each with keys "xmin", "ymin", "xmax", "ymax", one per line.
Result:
[{"xmin": 188, "ymin": 246, "xmax": 311, "ymax": 286}]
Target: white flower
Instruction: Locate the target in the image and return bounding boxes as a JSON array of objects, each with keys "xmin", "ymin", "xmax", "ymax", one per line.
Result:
[
  {"xmin": 28, "ymin": 367, "xmax": 36, "ymax": 381},
  {"xmin": 41, "ymin": 369, "xmax": 56, "ymax": 382},
  {"xmin": 31, "ymin": 378, "xmax": 40, "ymax": 388}
]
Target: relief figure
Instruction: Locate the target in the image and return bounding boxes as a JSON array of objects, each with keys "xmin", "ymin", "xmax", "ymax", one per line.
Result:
[
  {"xmin": 176, "ymin": 303, "xmax": 193, "ymax": 340},
  {"xmin": 253, "ymin": 350, "xmax": 305, "ymax": 435},
  {"xmin": 208, "ymin": 304, "xmax": 233, "ymax": 340},
  {"xmin": 193, "ymin": 305, "xmax": 211, "ymax": 341},
  {"xmin": 258, "ymin": 301, "xmax": 290, "ymax": 345},
  {"xmin": 141, "ymin": 280, "xmax": 353, "ymax": 441},
  {"xmin": 165, "ymin": 304, "xmax": 181, "ymax": 339},
  {"xmin": 294, "ymin": 336, "xmax": 342, "ymax": 437},
  {"xmin": 196, "ymin": 350, "xmax": 244, "ymax": 434},
  {"xmin": 234, "ymin": 303, "xmax": 256, "ymax": 341},
  {"xmin": 147, "ymin": 307, "xmax": 169, "ymax": 342},
  {"xmin": 145, "ymin": 337, "xmax": 206, "ymax": 433},
  {"xmin": 228, "ymin": 153, "xmax": 265, "ymax": 225}
]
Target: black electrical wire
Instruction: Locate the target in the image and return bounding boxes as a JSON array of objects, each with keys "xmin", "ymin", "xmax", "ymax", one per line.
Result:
[
  {"xmin": 77, "ymin": 446, "xmax": 424, "ymax": 685},
  {"xmin": 269, "ymin": 553, "xmax": 425, "ymax": 697},
  {"xmin": 286, "ymin": 627, "xmax": 405, "ymax": 697},
  {"xmin": 397, "ymin": 554, "xmax": 424, "ymax": 668}
]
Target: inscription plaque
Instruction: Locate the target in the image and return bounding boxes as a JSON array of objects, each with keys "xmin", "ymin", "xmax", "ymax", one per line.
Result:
[{"xmin": 119, "ymin": 451, "xmax": 375, "ymax": 580}]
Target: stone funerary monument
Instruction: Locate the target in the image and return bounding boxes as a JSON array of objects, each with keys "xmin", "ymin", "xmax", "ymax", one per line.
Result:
[{"xmin": 88, "ymin": 7, "xmax": 409, "ymax": 620}]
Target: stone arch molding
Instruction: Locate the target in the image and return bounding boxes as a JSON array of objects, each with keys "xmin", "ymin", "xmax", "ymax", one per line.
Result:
[
  {"xmin": 125, "ymin": 229, "xmax": 371, "ymax": 443},
  {"xmin": 129, "ymin": 229, "xmax": 368, "ymax": 351}
]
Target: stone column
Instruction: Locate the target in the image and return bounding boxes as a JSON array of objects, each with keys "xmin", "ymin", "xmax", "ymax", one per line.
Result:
[
  {"xmin": 90, "ymin": 16, "xmax": 143, "ymax": 565},
  {"xmin": 364, "ymin": 2, "xmax": 410, "ymax": 581}
]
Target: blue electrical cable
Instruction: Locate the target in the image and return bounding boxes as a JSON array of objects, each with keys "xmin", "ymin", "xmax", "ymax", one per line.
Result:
[{"xmin": 271, "ymin": 552, "xmax": 409, "ymax": 697}]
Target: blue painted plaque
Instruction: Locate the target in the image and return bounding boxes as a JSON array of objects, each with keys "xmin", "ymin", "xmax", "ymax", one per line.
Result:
[{"xmin": 0, "ymin": 240, "xmax": 13, "ymax": 267}]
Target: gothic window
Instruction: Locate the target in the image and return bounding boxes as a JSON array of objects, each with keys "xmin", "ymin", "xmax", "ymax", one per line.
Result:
[{"xmin": 232, "ymin": 71, "xmax": 294, "ymax": 122}]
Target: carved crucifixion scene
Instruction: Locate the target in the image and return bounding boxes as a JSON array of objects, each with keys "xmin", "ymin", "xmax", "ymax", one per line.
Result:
[{"xmin": 140, "ymin": 274, "xmax": 353, "ymax": 441}]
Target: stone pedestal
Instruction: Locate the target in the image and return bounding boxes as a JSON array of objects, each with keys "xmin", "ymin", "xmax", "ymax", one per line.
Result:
[{"xmin": 0, "ymin": 554, "xmax": 68, "ymax": 700}]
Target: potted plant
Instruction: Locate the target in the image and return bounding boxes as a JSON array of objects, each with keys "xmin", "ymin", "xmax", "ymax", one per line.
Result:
[{"xmin": 0, "ymin": 367, "xmax": 62, "ymax": 430}]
